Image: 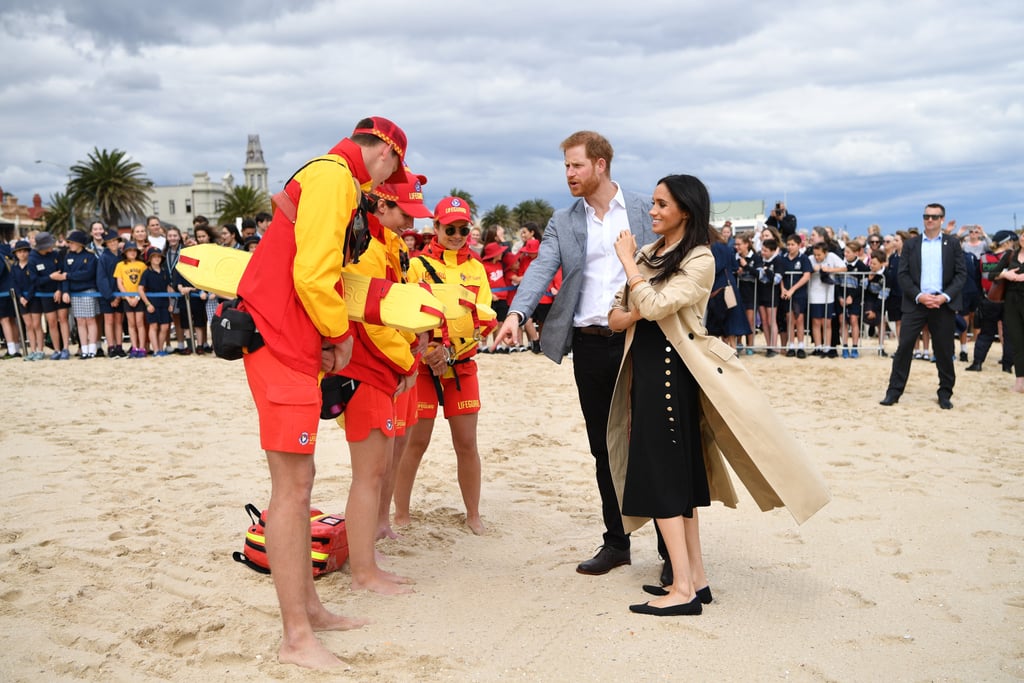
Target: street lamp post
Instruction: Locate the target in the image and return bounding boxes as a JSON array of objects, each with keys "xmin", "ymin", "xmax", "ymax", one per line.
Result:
[{"xmin": 34, "ymin": 159, "xmax": 75, "ymax": 232}]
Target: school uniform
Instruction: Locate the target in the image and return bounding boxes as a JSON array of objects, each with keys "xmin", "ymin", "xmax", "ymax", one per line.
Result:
[
  {"xmin": 27, "ymin": 249, "xmax": 63, "ymax": 314},
  {"xmin": 838, "ymin": 258, "xmax": 870, "ymax": 317},
  {"xmin": 139, "ymin": 267, "xmax": 172, "ymax": 325},
  {"xmin": 734, "ymin": 249, "xmax": 761, "ymax": 311},
  {"xmin": 778, "ymin": 250, "xmax": 813, "ymax": 315},
  {"xmin": 757, "ymin": 252, "xmax": 784, "ymax": 308},
  {"xmin": 96, "ymin": 248, "xmax": 121, "ymax": 315},
  {"xmin": 63, "ymin": 249, "xmax": 100, "ymax": 319}
]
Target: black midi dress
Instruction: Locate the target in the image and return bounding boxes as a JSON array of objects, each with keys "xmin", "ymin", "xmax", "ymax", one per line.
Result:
[{"xmin": 620, "ymin": 318, "xmax": 710, "ymax": 519}]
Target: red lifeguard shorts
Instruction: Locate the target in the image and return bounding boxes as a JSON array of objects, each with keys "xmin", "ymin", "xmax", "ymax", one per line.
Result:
[
  {"xmin": 415, "ymin": 361, "xmax": 480, "ymax": 420},
  {"xmin": 339, "ymin": 381, "xmax": 397, "ymax": 443},
  {"xmin": 243, "ymin": 346, "xmax": 320, "ymax": 455},
  {"xmin": 394, "ymin": 380, "xmax": 418, "ymax": 436}
]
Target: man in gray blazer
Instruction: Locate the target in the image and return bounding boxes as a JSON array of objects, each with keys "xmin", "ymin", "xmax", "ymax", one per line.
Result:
[{"xmin": 493, "ymin": 131, "xmax": 655, "ymax": 575}]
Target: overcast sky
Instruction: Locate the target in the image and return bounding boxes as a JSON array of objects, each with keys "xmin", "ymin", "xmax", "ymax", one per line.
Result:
[{"xmin": 2, "ymin": 0, "xmax": 1022, "ymax": 237}]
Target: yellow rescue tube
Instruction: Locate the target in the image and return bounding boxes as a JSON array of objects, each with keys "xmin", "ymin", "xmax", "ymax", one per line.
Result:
[{"xmin": 175, "ymin": 244, "xmax": 448, "ymax": 334}]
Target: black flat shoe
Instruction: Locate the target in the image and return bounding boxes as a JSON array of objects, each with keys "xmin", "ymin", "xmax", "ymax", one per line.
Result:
[
  {"xmin": 643, "ymin": 585, "xmax": 713, "ymax": 604},
  {"xmin": 629, "ymin": 596, "xmax": 702, "ymax": 616},
  {"xmin": 938, "ymin": 397, "xmax": 953, "ymax": 410}
]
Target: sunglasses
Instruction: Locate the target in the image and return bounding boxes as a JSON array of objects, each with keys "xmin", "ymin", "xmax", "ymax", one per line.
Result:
[
  {"xmin": 869, "ymin": 239, "xmax": 881, "ymax": 244},
  {"xmin": 922, "ymin": 214, "xmax": 944, "ymax": 221},
  {"xmin": 445, "ymin": 226, "xmax": 471, "ymax": 237}
]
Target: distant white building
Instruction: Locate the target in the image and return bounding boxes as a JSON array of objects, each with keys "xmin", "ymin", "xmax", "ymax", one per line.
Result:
[
  {"xmin": 712, "ymin": 199, "xmax": 767, "ymax": 232},
  {"xmin": 146, "ymin": 135, "xmax": 268, "ymax": 229}
]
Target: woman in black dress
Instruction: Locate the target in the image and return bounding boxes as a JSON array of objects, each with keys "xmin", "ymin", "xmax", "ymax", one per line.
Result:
[{"xmin": 608, "ymin": 174, "xmax": 716, "ymax": 616}]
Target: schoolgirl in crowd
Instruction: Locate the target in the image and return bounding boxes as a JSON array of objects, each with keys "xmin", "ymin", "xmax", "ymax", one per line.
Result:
[
  {"xmin": 778, "ymin": 233, "xmax": 812, "ymax": 357},
  {"xmin": 62, "ymin": 230, "xmax": 101, "ymax": 358},
  {"xmin": 95, "ymin": 228, "xmax": 126, "ymax": 357},
  {"xmin": 114, "ymin": 242, "xmax": 148, "ymax": 357},
  {"xmin": 757, "ymin": 237, "xmax": 783, "ymax": 356},
  {"xmin": 28, "ymin": 232, "xmax": 71, "ymax": 360},
  {"xmin": 837, "ymin": 240, "xmax": 870, "ymax": 358},
  {"xmin": 733, "ymin": 232, "xmax": 760, "ymax": 353},
  {"xmin": 162, "ymin": 226, "xmax": 190, "ymax": 354},
  {"xmin": 0, "ymin": 242, "xmax": 24, "ymax": 358},
  {"xmin": 11, "ymin": 240, "xmax": 45, "ymax": 359},
  {"xmin": 137, "ymin": 247, "xmax": 174, "ymax": 356},
  {"xmin": 807, "ymin": 241, "xmax": 845, "ymax": 356}
]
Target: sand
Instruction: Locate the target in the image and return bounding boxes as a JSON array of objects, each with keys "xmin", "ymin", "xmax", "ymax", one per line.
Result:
[{"xmin": 1, "ymin": 343, "xmax": 1022, "ymax": 682}]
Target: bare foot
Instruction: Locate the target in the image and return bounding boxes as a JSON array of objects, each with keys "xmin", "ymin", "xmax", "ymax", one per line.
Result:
[
  {"xmin": 351, "ymin": 572, "xmax": 415, "ymax": 595},
  {"xmin": 467, "ymin": 516, "xmax": 486, "ymax": 535},
  {"xmin": 1014, "ymin": 379, "xmax": 1024, "ymax": 393},
  {"xmin": 376, "ymin": 523, "xmax": 399, "ymax": 541},
  {"xmin": 309, "ymin": 608, "xmax": 370, "ymax": 632},
  {"xmin": 393, "ymin": 512, "xmax": 411, "ymax": 527},
  {"xmin": 278, "ymin": 637, "xmax": 349, "ymax": 669},
  {"xmin": 379, "ymin": 567, "xmax": 415, "ymax": 585}
]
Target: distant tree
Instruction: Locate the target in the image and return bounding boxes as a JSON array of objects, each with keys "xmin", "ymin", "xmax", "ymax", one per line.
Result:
[
  {"xmin": 481, "ymin": 204, "xmax": 512, "ymax": 230},
  {"xmin": 512, "ymin": 198, "xmax": 554, "ymax": 228},
  {"xmin": 42, "ymin": 190, "xmax": 90, "ymax": 236},
  {"xmin": 68, "ymin": 147, "xmax": 152, "ymax": 229},
  {"xmin": 448, "ymin": 187, "xmax": 478, "ymax": 218},
  {"xmin": 217, "ymin": 185, "xmax": 271, "ymax": 225}
]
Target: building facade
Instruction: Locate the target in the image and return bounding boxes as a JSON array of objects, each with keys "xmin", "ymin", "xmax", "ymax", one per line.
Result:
[{"xmin": 146, "ymin": 135, "xmax": 268, "ymax": 229}]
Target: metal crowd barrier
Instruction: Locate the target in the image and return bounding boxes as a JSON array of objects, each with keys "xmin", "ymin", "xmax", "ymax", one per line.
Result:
[{"xmin": 733, "ymin": 269, "xmax": 888, "ymax": 356}]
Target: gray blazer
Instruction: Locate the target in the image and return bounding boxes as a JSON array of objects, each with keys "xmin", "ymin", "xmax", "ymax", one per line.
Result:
[{"xmin": 509, "ymin": 189, "xmax": 655, "ymax": 363}]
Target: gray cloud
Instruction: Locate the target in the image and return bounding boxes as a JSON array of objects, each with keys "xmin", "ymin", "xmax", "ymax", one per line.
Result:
[{"xmin": 3, "ymin": 0, "xmax": 1023, "ymax": 233}]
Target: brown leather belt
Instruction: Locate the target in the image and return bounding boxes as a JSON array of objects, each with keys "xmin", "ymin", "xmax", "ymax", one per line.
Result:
[{"xmin": 575, "ymin": 325, "xmax": 619, "ymax": 337}]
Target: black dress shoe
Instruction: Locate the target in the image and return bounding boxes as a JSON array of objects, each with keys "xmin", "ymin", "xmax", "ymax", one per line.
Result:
[
  {"xmin": 629, "ymin": 596, "xmax": 702, "ymax": 616},
  {"xmin": 938, "ymin": 397, "xmax": 953, "ymax": 410},
  {"xmin": 965, "ymin": 361, "xmax": 982, "ymax": 372},
  {"xmin": 879, "ymin": 392, "xmax": 900, "ymax": 406},
  {"xmin": 643, "ymin": 585, "xmax": 713, "ymax": 604},
  {"xmin": 576, "ymin": 546, "xmax": 630, "ymax": 575},
  {"xmin": 959, "ymin": 351, "xmax": 968, "ymax": 362}
]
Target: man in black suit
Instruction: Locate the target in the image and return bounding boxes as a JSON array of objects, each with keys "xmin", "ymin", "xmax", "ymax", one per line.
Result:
[{"xmin": 880, "ymin": 203, "xmax": 967, "ymax": 409}]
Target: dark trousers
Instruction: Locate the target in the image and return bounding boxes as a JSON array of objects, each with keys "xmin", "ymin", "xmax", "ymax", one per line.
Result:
[
  {"xmin": 972, "ymin": 299, "xmax": 1012, "ymax": 365},
  {"xmin": 886, "ymin": 302, "xmax": 957, "ymax": 399},
  {"xmin": 1003, "ymin": 293, "xmax": 1024, "ymax": 378},
  {"xmin": 571, "ymin": 330, "xmax": 629, "ymax": 551}
]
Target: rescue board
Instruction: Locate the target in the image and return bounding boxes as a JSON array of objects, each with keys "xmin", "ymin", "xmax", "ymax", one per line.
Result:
[{"xmin": 175, "ymin": 244, "xmax": 466, "ymax": 334}]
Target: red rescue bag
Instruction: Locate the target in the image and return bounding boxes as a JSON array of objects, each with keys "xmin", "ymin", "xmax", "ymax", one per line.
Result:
[{"xmin": 231, "ymin": 503, "xmax": 349, "ymax": 577}]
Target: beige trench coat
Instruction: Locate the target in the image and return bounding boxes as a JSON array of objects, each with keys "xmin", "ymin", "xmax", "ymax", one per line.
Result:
[{"xmin": 607, "ymin": 240, "xmax": 830, "ymax": 534}]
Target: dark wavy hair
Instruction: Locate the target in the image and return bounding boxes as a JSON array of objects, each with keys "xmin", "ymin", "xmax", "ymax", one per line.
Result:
[{"xmin": 639, "ymin": 174, "xmax": 716, "ymax": 284}]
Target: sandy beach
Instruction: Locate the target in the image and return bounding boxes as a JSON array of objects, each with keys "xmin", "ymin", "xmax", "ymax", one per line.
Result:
[{"xmin": 1, "ymin": 343, "xmax": 1022, "ymax": 682}]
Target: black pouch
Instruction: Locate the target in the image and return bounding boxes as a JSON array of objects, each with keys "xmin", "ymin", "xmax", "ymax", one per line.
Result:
[
  {"xmin": 211, "ymin": 298, "xmax": 263, "ymax": 360},
  {"xmin": 320, "ymin": 375, "xmax": 360, "ymax": 419}
]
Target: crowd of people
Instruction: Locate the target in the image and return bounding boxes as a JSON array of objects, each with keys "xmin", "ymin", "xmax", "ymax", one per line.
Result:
[{"xmin": 3, "ymin": 117, "xmax": 1021, "ymax": 669}]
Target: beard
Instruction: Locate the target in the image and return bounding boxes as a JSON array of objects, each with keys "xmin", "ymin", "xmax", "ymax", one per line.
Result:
[{"xmin": 569, "ymin": 173, "xmax": 601, "ymax": 198}]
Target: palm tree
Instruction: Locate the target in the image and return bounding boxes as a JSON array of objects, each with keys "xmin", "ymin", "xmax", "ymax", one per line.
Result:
[
  {"xmin": 68, "ymin": 147, "xmax": 153, "ymax": 229},
  {"xmin": 42, "ymin": 190, "xmax": 90, "ymax": 236},
  {"xmin": 217, "ymin": 185, "xmax": 271, "ymax": 225},
  {"xmin": 512, "ymin": 198, "xmax": 554, "ymax": 228},
  {"xmin": 448, "ymin": 187, "xmax": 477, "ymax": 219},
  {"xmin": 481, "ymin": 204, "xmax": 512, "ymax": 230}
]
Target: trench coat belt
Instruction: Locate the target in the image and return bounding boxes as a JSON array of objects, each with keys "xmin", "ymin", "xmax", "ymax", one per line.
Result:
[{"xmin": 575, "ymin": 325, "xmax": 620, "ymax": 337}]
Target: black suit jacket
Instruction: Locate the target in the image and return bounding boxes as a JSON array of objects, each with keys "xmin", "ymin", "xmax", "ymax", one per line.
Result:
[{"xmin": 897, "ymin": 233, "xmax": 967, "ymax": 313}]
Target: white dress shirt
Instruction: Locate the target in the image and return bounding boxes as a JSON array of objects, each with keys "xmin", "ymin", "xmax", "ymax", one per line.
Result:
[{"xmin": 574, "ymin": 182, "xmax": 630, "ymax": 328}]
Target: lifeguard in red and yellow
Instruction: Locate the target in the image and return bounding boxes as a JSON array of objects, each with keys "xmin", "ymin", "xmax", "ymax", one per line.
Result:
[
  {"xmin": 234, "ymin": 117, "xmax": 408, "ymax": 670},
  {"xmin": 393, "ymin": 196, "xmax": 495, "ymax": 535},
  {"xmin": 326, "ymin": 167, "xmax": 433, "ymax": 594}
]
